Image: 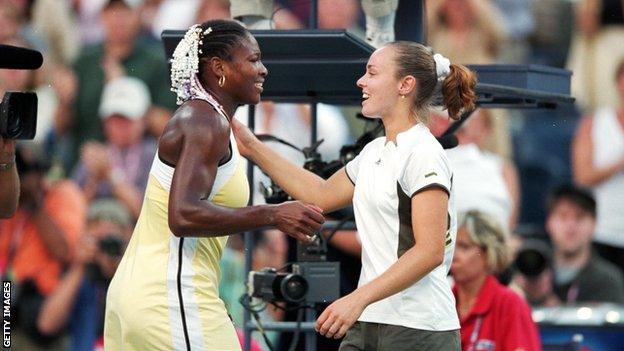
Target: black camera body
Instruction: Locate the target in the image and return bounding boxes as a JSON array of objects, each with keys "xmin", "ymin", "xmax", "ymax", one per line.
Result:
[
  {"xmin": 0, "ymin": 92, "xmax": 38, "ymax": 140},
  {"xmin": 515, "ymin": 239, "xmax": 552, "ymax": 278},
  {"xmin": 248, "ymin": 262, "xmax": 340, "ymax": 304},
  {"xmin": 86, "ymin": 234, "xmax": 125, "ymax": 283},
  {"xmin": 249, "ymin": 234, "xmax": 341, "ymax": 304},
  {"xmin": 98, "ymin": 233, "xmax": 125, "ymax": 257},
  {"xmin": 249, "ymin": 268, "xmax": 309, "ymax": 303}
]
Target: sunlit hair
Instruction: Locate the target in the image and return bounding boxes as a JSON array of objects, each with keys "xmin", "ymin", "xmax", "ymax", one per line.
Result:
[
  {"xmin": 387, "ymin": 41, "xmax": 477, "ymax": 122},
  {"xmin": 458, "ymin": 210, "xmax": 510, "ymax": 274}
]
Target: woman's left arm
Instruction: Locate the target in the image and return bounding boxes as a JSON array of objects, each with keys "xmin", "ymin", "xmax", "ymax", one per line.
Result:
[{"xmin": 316, "ymin": 188, "xmax": 448, "ymax": 339}]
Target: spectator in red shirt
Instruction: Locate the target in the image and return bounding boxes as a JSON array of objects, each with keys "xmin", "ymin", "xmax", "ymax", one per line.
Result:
[{"xmin": 452, "ymin": 210, "xmax": 541, "ymax": 351}]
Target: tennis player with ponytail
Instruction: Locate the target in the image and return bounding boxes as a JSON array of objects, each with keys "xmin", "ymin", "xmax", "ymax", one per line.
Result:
[{"xmin": 232, "ymin": 42, "xmax": 477, "ymax": 350}]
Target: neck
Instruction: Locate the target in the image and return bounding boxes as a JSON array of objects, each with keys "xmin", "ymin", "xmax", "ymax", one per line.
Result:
[
  {"xmin": 382, "ymin": 103, "xmax": 418, "ymax": 143},
  {"xmin": 200, "ymin": 78, "xmax": 238, "ymax": 121},
  {"xmin": 209, "ymin": 89, "xmax": 238, "ymax": 120},
  {"xmin": 456, "ymin": 274, "xmax": 488, "ymax": 318},
  {"xmin": 554, "ymin": 245, "xmax": 591, "ymax": 269},
  {"xmin": 105, "ymin": 40, "xmax": 134, "ymax": 60}
]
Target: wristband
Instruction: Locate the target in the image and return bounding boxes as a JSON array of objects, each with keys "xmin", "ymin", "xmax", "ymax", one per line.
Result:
[{"xmin": 0, "ymin": 155, "xmax": 15, "ymax": 171}]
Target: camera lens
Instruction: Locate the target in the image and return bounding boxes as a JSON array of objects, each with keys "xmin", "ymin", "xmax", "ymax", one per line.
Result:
[
  {"xmin": 279, "ymin": 274, "xmax": 308, "ymax": 303},
  {"xmin": 7, "ymin": 110, "xmax": 20, "ymax": 138},
  {"xmin": 515, "ymin": 248, "xmax": 547, "ymax": 277},
  {"xmin": 99, "ymin": 234, "xmax": 125, "ymax": 257}
]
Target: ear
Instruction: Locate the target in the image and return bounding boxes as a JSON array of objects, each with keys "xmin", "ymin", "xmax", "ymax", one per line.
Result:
[
  {"xmin": 209, "ymin": 57, "xmax": 226, "ymax": 78},
  {"xmin": 398, "ymin": 75, "xmax": 417, "ymax": 96}
]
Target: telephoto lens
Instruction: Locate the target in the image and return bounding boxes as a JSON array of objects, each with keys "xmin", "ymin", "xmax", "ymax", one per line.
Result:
[
  {"xmin": 250, "ymin": 268, "xmax": 309, "ymax": 303},
  {"xmin": 0, "ymin": 92, "xmax": 38, "ymax": 140},
  {"xmin": 276, "ymin": 274, "xmax": 308, "ymax": 303},
  {"xmin": 514, "ymin": 239, "xmax": 552, "ymax": 278}
]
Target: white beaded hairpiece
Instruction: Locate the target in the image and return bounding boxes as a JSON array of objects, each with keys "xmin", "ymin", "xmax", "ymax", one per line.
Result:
[
  {"xmin": 433, "ymin": 53, "xmax": 451, "ymax": 82},
  {"xmin": 170, "ymin": 24, "xmax": 213, "ymax": 105}
]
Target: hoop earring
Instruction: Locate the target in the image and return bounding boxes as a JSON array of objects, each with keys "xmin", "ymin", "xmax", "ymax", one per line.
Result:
[{"xmin": 218, "ymin": 75, "xmax": 226, "ymax": 87}]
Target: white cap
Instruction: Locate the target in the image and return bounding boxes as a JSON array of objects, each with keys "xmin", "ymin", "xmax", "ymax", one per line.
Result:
[{"xmin": 99, "ymin": 77, "xmax": 151, "ymax": 120}]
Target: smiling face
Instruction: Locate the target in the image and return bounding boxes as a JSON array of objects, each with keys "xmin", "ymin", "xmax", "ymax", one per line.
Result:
[
  {"xmin": 356, "ymin": 46, "xmax": 403, "ymax": 118},
  {"xmin": 221, "ymin": 33, "xmax": 268, "ymax": 105}
]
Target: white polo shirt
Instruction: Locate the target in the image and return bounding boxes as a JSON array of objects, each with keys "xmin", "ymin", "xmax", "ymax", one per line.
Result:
[{"xmin": 345, "ymin": 123, "xmax": 459, "ymax": 331}]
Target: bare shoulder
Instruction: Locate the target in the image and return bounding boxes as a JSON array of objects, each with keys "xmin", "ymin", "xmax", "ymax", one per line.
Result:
[{"xmin": 158, "ymin": 100, "xmax": 230, "ymax": 166}]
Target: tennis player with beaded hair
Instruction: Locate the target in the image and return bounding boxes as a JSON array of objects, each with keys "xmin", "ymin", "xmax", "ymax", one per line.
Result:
[{"xmin": 104, "ymin": 20, "xmax": 325, "ymax": 350}]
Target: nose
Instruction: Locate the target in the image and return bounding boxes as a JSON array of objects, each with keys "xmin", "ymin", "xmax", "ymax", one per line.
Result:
[
  {"xmin": 259, "ymin": 61, "xmax": 268, "ymax": 77},
  {"xmin": 356, "ymin": 74, "xmax": 365, "ymax": 88}
]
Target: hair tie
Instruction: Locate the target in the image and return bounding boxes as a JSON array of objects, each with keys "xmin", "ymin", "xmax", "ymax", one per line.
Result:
[{"xmin": 433, "ymin": 53, "xmax": 451, "ymax": 82}]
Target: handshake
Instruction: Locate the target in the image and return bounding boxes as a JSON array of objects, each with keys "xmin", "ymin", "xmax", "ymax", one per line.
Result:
[{"xmin": 270, "ymin": 201, "xmax": 325, "ymax": 243}]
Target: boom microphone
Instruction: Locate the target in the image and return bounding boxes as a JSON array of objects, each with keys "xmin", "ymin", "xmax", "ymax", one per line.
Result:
[{"xmin": 0, "ymin": 44, "xmax": 44, "ymax": 70}]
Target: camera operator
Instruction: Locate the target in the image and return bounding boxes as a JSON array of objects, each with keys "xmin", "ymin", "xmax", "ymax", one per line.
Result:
[
  {"xmin": 37, "ymin": 199, "xmax": 131, "ymax": 351},
  {"xmin": 515, "ymin": 185, "xmax": 624, "ymax": 305},
  {"xmin": 512, "ymin": 238, "xmax": 560, "ymax": 307},
  {"xmin": 0, "ymin": 146, "xmax": 86, "ymax": 350},
  {"xmin": 0, "ymin": 136, "xmax": 18, "ymax": 218}
]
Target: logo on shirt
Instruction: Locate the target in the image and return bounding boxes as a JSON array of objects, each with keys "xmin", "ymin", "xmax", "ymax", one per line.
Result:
[
  {"xmin": 425, "ymin": 172, "xmax": 437, "ymax": 178},
  {"xmin": 445, "ymin": 231, "xmax": 452, "ymax": 248}
]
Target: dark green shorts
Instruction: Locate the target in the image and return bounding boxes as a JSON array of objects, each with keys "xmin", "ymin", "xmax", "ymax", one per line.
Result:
[{"xmin": 339, "ymin": 321, "xmax": 460, "ymax": 351}]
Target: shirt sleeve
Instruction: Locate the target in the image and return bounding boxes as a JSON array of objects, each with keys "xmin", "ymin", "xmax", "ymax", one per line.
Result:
[
  {"xmin": 398, "ymin": 146, "xmax": 452, "ymax": 197},
  {"xmin": 345, "ymin": 148, "xmax": 365, "ymax": 185}
]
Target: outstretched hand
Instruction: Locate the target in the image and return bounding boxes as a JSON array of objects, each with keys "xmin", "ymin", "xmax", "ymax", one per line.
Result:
[
  {"xmin": 316, "ymin": 293, "xmax": 367, "ymax": 339},
  {"xmin": 230, "ymin": 118, "xmax": 258, "ymax": 158},
  {"xmin": 273, "ymin": 201, "xmax": 325, "ymax": 242}
]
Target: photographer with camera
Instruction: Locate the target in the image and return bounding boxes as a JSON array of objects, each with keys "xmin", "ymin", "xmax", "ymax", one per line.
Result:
[
  {"xmin": 514, "ymin": 185, "xmax": 624, "ymax": 306},
  {"xmin": 0, "ymin": 136, "xmax": 18, "ymax": 218},
  {"xmin": 37, "ymin": 199, "xmax": 131, "ymax": 351},
  {"xmin": 513, "ymin": 238, "xmax": 560, "ymax": 307},
  {"xmin": 73, "ymin": 76, "xmax": 157, "ymax": 220},
  {"xmin": 0, "ymin": 146, "xmax": 86, "ymax": 350}
]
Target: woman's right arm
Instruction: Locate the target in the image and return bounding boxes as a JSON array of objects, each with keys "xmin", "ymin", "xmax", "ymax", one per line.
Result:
[
  {"xmin": 167, "ymin": 109, "xmax": 324, "ymax": 241},
  {"xmin": 231, "ymin": 118, "xmax": 354, "ymax": 213},
  {"xmin": 572, "ymin": 116, "xmax": 624, "ymax": 186}
]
